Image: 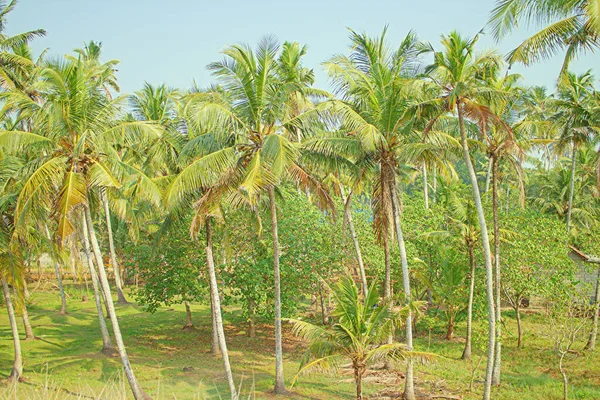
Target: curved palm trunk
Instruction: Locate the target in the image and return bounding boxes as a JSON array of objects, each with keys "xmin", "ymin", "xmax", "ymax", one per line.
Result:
[
  {"xmin": 423, "ymin": 161, "xmax": 429, "ymax": 210},
  {"xmin": 101, "ymin": 191, "xmax": 128, "ymax": 304},
  {"xmin": 18, "ymin": 287, "xmax": 35, "ymax": 341},
  {"xmin": 389, "ymin": 178, "xmax": 415, "ymax": 400},
  {"xmin": 492, "ymin": 156, "xmax": 502, "ymax": 385},
  {"xmin": 2, "ymin": 278, "xmax": 23, "ymax": 381},
  {"xmin": 566, "ymin": 144, "xmax": 577, "ymax": 234},
  {"xmin": 205, "ymin": 219, "xmax": 238, "ymax": 400},
  {"xmin": 45, "ymin": 226, "xmax": 67, "ymax": 314},
  {"xmin": 341, "ymin": 187, "xmax": 368, "ymax": 295},
  {"xmin": 585, "ymin": 264, "xmax": 600, "ymax": 351},
  {"xmin": 85, "ymin": 206, "xmax": 150, "ymax": 400},
  {"xmin": 462, "ymin": 243, "xmax": 476, "ymax": 360},
  {"xmin": 457, "ymin": 104, "xmax": 496, "ymax": 400},
  {"xmin": 268, "ymin": 187, "xmax": 286, "ymax": 394},
  {"xmin": 210, "ymin": 296, "xmax": 221, "ymax": 355},
  {"xmin": 81, "ymin": 214, "xmax": 115, "ymax": 353}
]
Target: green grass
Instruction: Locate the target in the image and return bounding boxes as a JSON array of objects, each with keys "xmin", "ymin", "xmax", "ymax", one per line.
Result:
[{"xmin": 0, "ymin": 285, "xmax": 599, "ymax": 399}]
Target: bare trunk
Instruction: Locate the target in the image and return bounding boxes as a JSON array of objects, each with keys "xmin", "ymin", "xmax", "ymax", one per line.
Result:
[
  {"xmin": 85, "ymin": 206, "xmax": 150, "ymax": 400},
  {"xmin": 205, "ymin": 219, "xmax": 238, "ymax": 400},
  {"xmin": 210, "ymin": 295, "xmax": 221, "ymax": 356},
  {"xmin": 269, "ymin": 187, "xmax": 286, "ymax": 394},
  {"xmin": 353, "ymin": 362, "xmax": 364, "ymax": 400},
  {"xmin": 341, "ymin": 187, "xmax": 368, "ymax": 295},
  {"xmin": 566, "ymin": 143, "xmax": 576, "ymax": 234},
  {"xmin": 248, "ymin": 300, "xmax": 256, "ymax": 338},
  {"xmin": 423, "ymin": 161, "xmax": 429, "ymax": 210},
  {"xmin": 82, "ymin": 214, "xmax": 115, "ymax": 353},
  {"xmin": 18, "ymin": 287, "xmax": 35, "ymax": 340},
  {"xmin": 457, "ymin": 104, "xmax": 496, "ymax": 400},
  {"xmin": 432, "ymin": 165, "xmax": 437, "ymax": 204},
  {"xmin": 462, "ymin": 244, "xmax": 476, "ymax": 360},
  {"xmin": 44, "ymin": 225, "xmax": 67, "ymax": 315},
  {"xmin": 559, "ymin": 353, "xmax": 568, "ymax": 400},
  {"xmin": 384, "ymin": 230, "xmax": 393, "ymax": 345},
  {"xmin": 390, "ymin": 178, "xmax": 415, "ymax": 400},
  {"xmin": 2, "ymin": 278, "xmax": 23, "ymax": 381},
  {"xmin": 102, "ymin": 191, "xmax": 128, "ymax": 304},
  {"xmin": 585, "ymin": 264, "xmax": 600, "ymax": 351},
  {"xmin": 516, "ymin": 304, "xmax": 522, "ymax": 349},
  {"xmin": 183, "ymin": 301, "xmax": 194, "ymax": 329},
  {"xmin": 484, "ymin": 156, "xmax": 492, "ymax": 193},
  {"xmin": 492, "ymin": 156, "xmax": 502, "ymax": 386}
]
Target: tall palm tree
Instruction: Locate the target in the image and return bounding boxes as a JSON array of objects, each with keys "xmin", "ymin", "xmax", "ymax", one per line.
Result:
[
  {"xmin": 0, "ymin": 0, "xmax": 46, "ymax": 72},
  {"xmin": 7, "ymin": 54, "xmax": 159, "ymax": 400},
  {"xmin": 422, "ymin": 31, "xmax": 511, "ymax": 400},
  {"xmin": 304, "ymin": 29, "xmax": 429, "ymax": 399},
  {"xmin": 166, "ymin": 38, "xmax": 332, "ymax": 394},
  {"xmin": 488, "ymin": 0, "xmax": 600, "ymax": 77}
]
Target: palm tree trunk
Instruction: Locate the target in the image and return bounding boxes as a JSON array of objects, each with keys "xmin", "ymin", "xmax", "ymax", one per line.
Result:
[
  {"xmin": 85, "ymin": 206, "xmax": 150, "ymax": 400},
  {"xmin": 209, "ymin": 289, "xmax": 221, "ymax": 355},
  {"xmin": 205, "ymin": 218, "xmax": 238, "ymax": 400},
  {"xmin": 485, "ymin": 156, "xmax": 492, "ymax": 193},
  {"xmin": 2, "ymin": 278, "xmax": 23, "ymax": 381},
  {"xmin": 491, "ymin": 155, "xmax": 502, "ymax": 386},
  {"xmin": 18, "ymin": 286, "xmax": 35, "ymax": 340},
  {"xmin": 457, "ymin": 104, "xmax": 496, "ymax": 400},
  {"xmin": 423, "ymin": 161, "xmax": 429, "ymax": 210},
  {"xmin": 44, "ymin": 225, "xmax": 67, "ymax": 315},
  {"xmin": 82, "ymin": 214, "xmax": 115, "ymax": 354},
  {"xmin": 566, "ymin": 144, "xmax": 577, "ymax": 234},
  {"xmin": 353, "ymin": 363, "xmax": 363, "ymax": 400},
  {"xmin": 432, "ymin": 165, "xmax": 437, "ymax": 204},
  {"xmin": 101, "ymin": 191, "xmax": 128, "ymax": 304},
  {"xmin": 341, "ymin": 187, "xmax": 368, "ymax": 295},
  {"xmin": 585, "ymin": 264, "xmax": 600, "ymax": 351},
  {"xmin": 462, "ymin": 243, "xmax": 476, "ymax": 360},
  {"xmin": 389, "ymin": 177, "xmax": 415, "ymax": 400},
  {"xmin": 384, "ymin": 230, "xmax": 392, "ymax": 346},
  {"xmin": 268, "ymin": 186, "xmax": 286, "ymax": 394}
]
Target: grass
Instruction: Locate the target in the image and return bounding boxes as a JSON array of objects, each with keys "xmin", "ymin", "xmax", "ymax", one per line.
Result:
[{"xmin": 0, "ymin": 284, "xmax": 599, "ymax": 399}]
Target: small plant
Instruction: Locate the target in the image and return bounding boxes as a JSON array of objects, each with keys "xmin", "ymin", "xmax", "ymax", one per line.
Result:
[{"xmin": 287, "ymin": 276, "xmax": 434, "ymax": 400}]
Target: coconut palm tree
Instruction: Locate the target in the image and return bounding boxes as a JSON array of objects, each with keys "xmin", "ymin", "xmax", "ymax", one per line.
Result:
[
  {"xmin": 488, "ymin": 0, "xmax": 600, "ymax": 77},
  {"xmin": 303, "ymin": 29, "xmax": 429, "ymax": 398},
  {"xmin": 0, "ymin": 0, "xmax": 45, "ymax": 72},
  {"xmin": 7, "ymin": 54, "xmax": 160, "ymax": 400},
  {"xmin": 422, "ymin": 31, "xmax": 512, "ymax": 400},
  {"xmin": 166, "ymin": 38, "xmax": 333, "ymax": 394},
  {"xmin": 288, "ymin": 276, "xmax": 432, "ymax": 400}
]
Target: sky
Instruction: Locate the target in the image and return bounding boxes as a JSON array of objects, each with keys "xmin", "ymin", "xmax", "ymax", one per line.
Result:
[{"xmin": 7, "ymin": 0, "xmax": 600, "ymax": 94}]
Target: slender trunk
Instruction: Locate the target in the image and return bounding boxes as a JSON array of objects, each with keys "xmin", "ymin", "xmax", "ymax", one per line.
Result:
[
  {"xmin": 82, "ymin": 214, "xmax": 115, "ymax": 353},
  {"xmin": 85, "ymin": 206, "xmax": 150, "ymax": 400},
  {"xmin": 484, "ymin": 156, "xmax": 492, "ymax": 193},
  {"xmin": 70, "ymin": 250, "xmax": 78, "ymax": 284},
  {"xmin": 384, "ymin": 230, "xmax": 392, "ymax": 346},
  {"xmin": 183, "ymin": 301, "xmax": 193, "ymax": 329},
  {"xmin": 353, "ymin": 363, "xmax": 364, "ymax": 400},
  {"xmin": 566, "ymin": 143, "xmax": 576, "ymax": 234},
  {"xmin": 2, "ymin": 278, "xmax": 23, "ymax": 381},
  {"xmin": 457, "ymin": 104, "xmax": 496, "ymax": 400},
  {"xmin": 492, "ymin": 155, "xmax": 502, "ymax": 386},
  {"xmin": 44, "ymin": 225, "xmax": 67, "ymax": 315},
  {"xmin": 462, "ymin": 243, "xmax": 476, "ymax": 360},
  {"xmin": 205, "ymin": 219, "xmax": 238, "ymax": 400},
  {"xmin": 248, "ymin": 300, "xmax": 256, "ymax": 338},
  {"xmin": 585, "ymin": 264, "xmax": 600, "ymax": 351},
  {"xmin": 18, "ymin": 287, "xmax": 35, "ymax": 340},
  {"xmin": 102, "ymin": 191, "xmax": 128, "ymax": 304},
  {"xmin": 268, "ymin": 187, "xmax": 286, "ymax": 394},
  {"xmin": 516, "ymin": 304, "xmax": 522, "ymax": 349},
  {"xmin": 432, "ymin": 165, "xmax": 437, "ymax": 204},
  {"xmin": 341, "ymin": 187, "xmax": 368, "ymax": 296},
  {"xmin": 210, "ymin": 295, "xmax": 221, "ymax": 355},
  {"xmin": 505, "ymin": 183, "xmax": 510, "ymax": 213},
  {"xmin": 559, "ymin": 352, "xmax": 568, "ymax": 400},
  {"xmin": 319, "ymin": 286, "xmax": 328, "ymax": 325},
  {"xmin": 389, "ymin": 177, "xmax": 415, "ymax": 400},
  {"xmin": 423, "ymin": 161, "xmax": 429, "ymax": 210}
]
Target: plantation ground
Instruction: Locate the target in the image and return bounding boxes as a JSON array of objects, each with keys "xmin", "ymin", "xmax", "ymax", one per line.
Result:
[{"xmin": 0, "ymin": 285, "xmax": 599, "ymax": 399}]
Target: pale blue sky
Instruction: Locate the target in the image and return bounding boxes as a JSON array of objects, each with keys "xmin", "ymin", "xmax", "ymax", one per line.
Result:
[{"xmin": 8, "ymin": 0, "xmax": 600, "ymax": 94}]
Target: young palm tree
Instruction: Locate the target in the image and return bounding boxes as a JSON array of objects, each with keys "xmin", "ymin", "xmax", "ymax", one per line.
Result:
[
  {"xmin": 422, "ymin": 31, "xmax": 512, "ymax": 400},
  {"xmin": 167, "ymin": 38, "xmax": 333, "ymax": 394},
  {"xmin": 304, "ymin": 30, "xmax": 428, "ymax": 398},
  {"xmin": 488, "ymin": 0, "xmax": 600, "ymax": 77},
  {"xmin": 288, "ymin": 276, "xmax": 432, "ymax": 400}
]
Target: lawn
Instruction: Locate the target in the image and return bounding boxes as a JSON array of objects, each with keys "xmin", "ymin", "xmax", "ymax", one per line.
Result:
[{"xmin": 0, "ymin": 284, "xmax": 598, "ymax": 399}]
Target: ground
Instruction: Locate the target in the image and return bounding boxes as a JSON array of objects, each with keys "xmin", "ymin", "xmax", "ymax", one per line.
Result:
[{"xmin": 0, "ymin": 284, "xmax": 599, "ymax": 399}]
